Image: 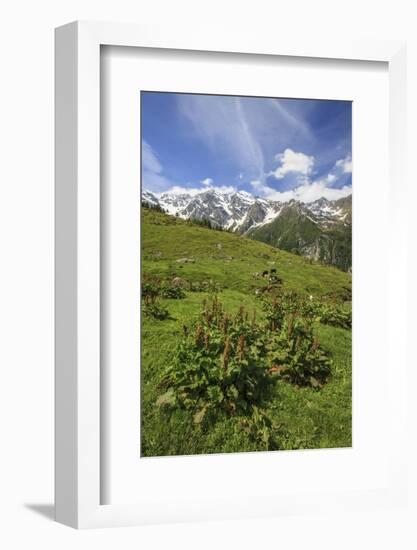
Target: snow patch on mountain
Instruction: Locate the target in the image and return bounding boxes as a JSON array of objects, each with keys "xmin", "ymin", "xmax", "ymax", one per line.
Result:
[{"xmin": 142, "ymin": 188, "xmax": 351, "ymax": 233}]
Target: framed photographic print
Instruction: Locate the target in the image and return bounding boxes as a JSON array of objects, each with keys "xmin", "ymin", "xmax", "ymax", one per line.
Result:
[
  {"xmin": 139, "ymin": 90, "xmax": 354, "ymax": 458},
  {"xmin": 55, "ymin": 21, "xmax": 407, "ymax": 528}
]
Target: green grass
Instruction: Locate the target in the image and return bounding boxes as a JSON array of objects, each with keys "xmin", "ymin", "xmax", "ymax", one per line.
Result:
[
  {"xmin": 248, "ymin": 203, "xmax": 352, "ymax": 272},
  {"xmin": 141, "ymin": 207, "xmax": 352, "ymax": 456}
]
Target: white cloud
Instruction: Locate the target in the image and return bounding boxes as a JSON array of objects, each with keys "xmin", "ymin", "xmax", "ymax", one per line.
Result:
[
  {"xmin": 258, "ymin": 152, "xmax": 352, "ymax": 202},
  {"xmin": 272, "ymin": 148, "xmax": 315, "ymax": 179},
  {"xmin": 336, "ymin": 155, "xmax": 352, "ymax": 173},
  {"xmin": 251, "ymin": 176, "xmax": 351, "ymax": 203},
  {"xmin": 158, "ymin": 185, "xmax": 236, "ymax": 197},
  {"xmin": 269, "ymin": 182, "xmax": 350, "ymax": 203},
  {"xmin": 250, "ymin": 179, "xmax": 272, "ymax": 196},
  {"xmin": 289, "ymin": 181, "xmax": 352, "ymax": 202},
  {"xmin": 200, "ymin": 177, "xmax": 214, "ymax": 186},
  {"xmin": 311, "ymin": 155, "xmax": 351, "ymax": 189}
]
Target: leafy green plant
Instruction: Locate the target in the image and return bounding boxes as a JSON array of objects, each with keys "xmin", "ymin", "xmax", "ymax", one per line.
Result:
[
  {"xmin": 160, "ymin": 283, "xmax": 185, "ymax": 300},
  {"xmin": 142, "ymin": 275, "xmax": 174, "ymax": 320},
  {"xmin": 313, "ymin": 302, "xmax": 351, "ymax": 329},
  {"xmin": 157, "ymin": 294, "xmax": 333, "ymax": 440},
  {"xmin": 143, "ymin": 301, "xmax": 171, "ymax": 320},
  {"xmin": 268, "ymin": 314, "xmax": 332, "ymax": 388},
  {"xmin": 239, "ymin": 406, "xmax": 278, "ymax": 449},
  {"xmin": 142, "ymin": 278, "xmax": 160, "ymax": 302},
  {"xmin": 158, "ymin": 298, "xmax": 274, "ymax": 423},
  {"xmin": 142, "ymin": 274, "xmax": 186, "ymax": 300},
  {"xmin": 260, "ymin": 288, "xmax": 351, "ymax": 330},
  {"xmin": 261, "ymin": 290, "xmax": 304, "ymax": 330},
  {"xmin": 189, "ymin": 280, "xmax": 222, "ymax": 293}
]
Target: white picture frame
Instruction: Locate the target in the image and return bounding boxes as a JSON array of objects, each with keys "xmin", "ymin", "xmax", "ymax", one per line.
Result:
[{"xmin": 55, "ymin": 20, "xmax": 407, "ymax": 529}]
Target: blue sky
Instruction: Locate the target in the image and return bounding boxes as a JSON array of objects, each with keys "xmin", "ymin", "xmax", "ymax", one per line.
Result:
[{"xmin": 141, "ymin": 91, "xmax": 352, "ymax": 202}]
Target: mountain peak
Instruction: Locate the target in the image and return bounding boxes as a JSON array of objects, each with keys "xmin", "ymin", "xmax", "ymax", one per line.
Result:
[
  {"xmin": 313, "ymin": 197, "xmax": 330, "ymax": 205},
  {"xmin": 143, "ymin": 188, "xmax": 351, "ymax": 233}
]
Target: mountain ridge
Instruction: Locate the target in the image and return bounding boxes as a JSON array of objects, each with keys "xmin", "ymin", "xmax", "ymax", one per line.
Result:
[{"xmin": 142, "ymin": 188, "xmax": 352, "ymax": 271}]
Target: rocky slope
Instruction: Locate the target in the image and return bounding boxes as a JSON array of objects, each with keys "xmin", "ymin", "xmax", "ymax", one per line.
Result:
[{"xmin": 248, "ymin": 196, "xmax": 352, "ymax": 272}]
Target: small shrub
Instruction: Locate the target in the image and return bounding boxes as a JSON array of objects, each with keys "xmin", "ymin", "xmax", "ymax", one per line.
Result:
[
  {"xmin": 142, "ymin": 275, "xmax": 174, "ymax": 320},
  {"xmin": 260, "ymin": 288, "xmax": 351, "ymax": 330},
  {"xmin": 189, "ymin": 280, "xmax": 222, "ymax": 293},
  {"xmin": 142, "ymin": 274, "xmax": 186, "ymax": 300},
  {"xmin": 268, "ymin": 314, "xmax": 332, "ymax": 388},
  {"xmin": 314, "ymin": 302, "xmax": 351, "ymax": 329},
  {"xmin": 143, "ymin": 301, "xmax": 170, "ymax": 320},
  {"xmin": 160, "ymin": 283, "xmax": 185, "ymax": 300},
  {"xmin": 261, "ymin": 290, "xmax": 304, "ymax": 330}
]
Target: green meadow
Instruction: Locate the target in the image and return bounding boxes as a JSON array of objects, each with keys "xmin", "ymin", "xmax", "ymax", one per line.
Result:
[{"xmin": 141, "ymin": 206, "xmax": 352, "ymax": 457}]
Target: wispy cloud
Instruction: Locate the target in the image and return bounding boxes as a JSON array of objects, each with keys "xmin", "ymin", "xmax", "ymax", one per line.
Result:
[
  {"xmin": 142, "ymin": 140, "xmax": 162, "ymax": 173},
  {"xmin": 234, "ymin": 97, "xmax": 265, "ymax": 180},
  {"xmin": 176, "ymin": 94, "xmax": 265, "ymax": 181},
  {"xmin": 268, "ymin": 99, "xmax": 312, "ymax": 138},
  {"xmin": 141, "ymin": 140, "xmax": 173, "ymax": 192}
]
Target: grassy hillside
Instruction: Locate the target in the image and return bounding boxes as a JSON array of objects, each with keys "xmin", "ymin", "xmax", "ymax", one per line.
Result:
[
  {"xmin": 248, "ymin": 200, "xmax": 352, "ymax": 272},
  {"xmin": 141, "ymin": 206, "xmax": 352, "ymax": 456}
]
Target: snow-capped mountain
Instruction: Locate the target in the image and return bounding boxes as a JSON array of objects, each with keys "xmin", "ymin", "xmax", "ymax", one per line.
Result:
[
  {"xmin": 248, "ymin": 196, "xmax": 352, "ymax": 272},
  {"xmin": 142, "ymin": 188, "xmax": 352, "ymax": 271},
  {"xmin": 142, "ymin": 188, "xmax": 351, "ymax": 233}
]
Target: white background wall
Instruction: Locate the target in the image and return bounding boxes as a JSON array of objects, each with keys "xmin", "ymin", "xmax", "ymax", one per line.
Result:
[{"xmin": 0, "ymin": 1, "xmax": 416, "ymax": 548}]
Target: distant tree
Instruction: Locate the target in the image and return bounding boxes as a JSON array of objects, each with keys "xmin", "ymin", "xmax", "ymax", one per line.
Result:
[
  {"xmin": 190, "ymin": 217, "xmax": 224, "ymax": 231},
  {"xmin": 141, "ymin": 200, "xmax": 166, "ymax": 214}
]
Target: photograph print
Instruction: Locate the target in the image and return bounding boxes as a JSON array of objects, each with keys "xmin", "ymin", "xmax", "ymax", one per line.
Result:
[{"xmin": 140, "ymin": 91, "xmax": 352, "ymax": 457}]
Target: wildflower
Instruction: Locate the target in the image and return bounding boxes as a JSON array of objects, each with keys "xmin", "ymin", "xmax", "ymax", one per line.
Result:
[
  {"xmin": 237, "ymin": 334, "xmax": 246, "ymax": 361},
  {"xmin": 204, "ymin": 331, "xmax": 210, "ymax": 350},
  {"xmin": 223, "ymin": 336, "xmax": 231, "ymax": 368}
]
